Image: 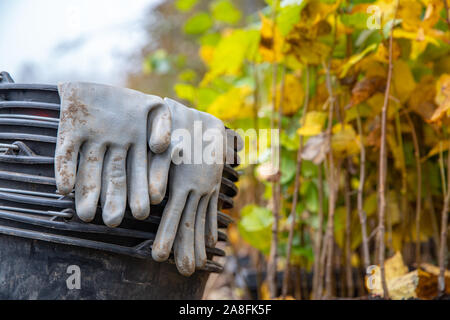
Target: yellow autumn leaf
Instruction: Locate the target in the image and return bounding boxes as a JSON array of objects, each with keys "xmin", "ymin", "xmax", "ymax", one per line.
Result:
[
  {"xmin": 340, "ymin": 43, "xmax": 378, "ymax": 78},
  {"xmin": 385, "ymin": 251, "xmax": 409, "ymax": 281},
  {"xmin": 199, "ymin": 45, "xmax": 215, "ymax": 66},
  {"xmin": 386, "ymin": 191, "xmax": 401, "ymax": 226},
  {"xmin": 363, "ymin": 192, "xmax": 378, "ymax": 217},
  {"xmin": 421, "ymin": 0, "xmax": 444, "ymax": 30},
  {"xmin": 372, "ymin": 0, "xmax": 398, "ymax": 25},
  {"xmin": 273, "ymin": 74, "xmax": 304, "ymax": 116},
  {"xmin": 410, "ymin": 34, "xmax": 429, "ymax": 60},
  {"xmin": 373, "ymin": 41, "xmax": 401, "ymax": 64},
  {"xmin": 425, "ymin": 140, "xmax": 450, "ymax": 159},
  {"xmin": 286, "ymin": 30, "xmax": 331, "ymax": 65},
  {"xmin": 259, "ymin": 14, "xmax": 284, "ymax": 63},
  {"xmin": 331, "ymin": 123, "xmax": 360, "ymax": 157},
  {"xmin": 207, "ymin": 85, "xmax": 253, "ymax": 120},
  {"xmin": 357, "ymin": 58, "xmax": 388, "ymax": 78},
  {"xmin": 430, "ymin": 74, "xmax": 450, "ymax": 123},
  {"xmin": 201, "ymin": 29, "xmax": 260, "ymax": 85},
  {"xmin": 301, "ymin": 0, "xmax": 340, "ymax": 24},
  {"xmin": 297, "ymin": 111, "xmax": 327, "ymax": 136},
  {"xmin": 393, "ymin": 28, "xmax": 440, "ymax": 46},
  {"xmin": 386, "ymin": 131, "xmax": 406, "ymax": 172},
  {"xmin": 407, "ymin": 75, "xmax": 436, "ymax": 121},
  {"xmin": 397, "ymin": 0, "xmax": 423, "ymax": 31},
  {"xmin": 392, "ymin": 60, "xmax": 416, "ymax": 103},
  {"xmin": 366, "ymin": 92, "xmax": 401, "ymax": 119},
  {"xmin": 370, "ymin": 251, "xmax": 409, "ymax": 296}
]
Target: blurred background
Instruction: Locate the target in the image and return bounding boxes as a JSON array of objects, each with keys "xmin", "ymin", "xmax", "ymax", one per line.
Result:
[
  {"xmin": 0, "ymin": 0, "xmax": 161, "ymax": 84},
  {"xmin": 0, "ymin": 0, "xmax": 266, "ymax": 300},
  {"xmin": 2, "ymin": 0, "xmax": 450, "ymax": 300}
]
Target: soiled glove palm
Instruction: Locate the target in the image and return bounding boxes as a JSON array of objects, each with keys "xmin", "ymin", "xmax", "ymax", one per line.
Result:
[
  {"xmin": 149, "ymin": 98, "xmax": 226, "ymax": 276},
  {"xmin": 56, "ymin": 82, "xmax": 171, "ymax": 227}
]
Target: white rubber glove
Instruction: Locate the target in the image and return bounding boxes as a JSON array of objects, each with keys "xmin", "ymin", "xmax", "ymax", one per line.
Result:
[
  {"xmin": 56, "ymin": 82, "xmax": 171, "ymax": 227},
  {"xmin": 148, "ymin": 98, "xmax": 226, "ymax": 276}
]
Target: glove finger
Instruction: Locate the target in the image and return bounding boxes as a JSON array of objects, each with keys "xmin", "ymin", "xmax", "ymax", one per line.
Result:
[
  {"xmin": 148, "ymin": 150, "xmax": 171, "ymax": 205},
  {"xmin": 75, "ymin": 142, "xmax": 106, "ymax": 222},
  {"xmin": 174, "ymin": 192, "xmax": 200, "ymax": 276},
  {"xmin": 55, "ymin": 136, "xmax": 81, "ymax": 195},
  {"xmin": 126, "ymin": 143, "xmax": 150, "ymax": 220},
  {"xmin": 148, "ymin": 103, "xmax": 171, "ymax": 154},
  {"xmin": 100, "ymin": 147, "xmax": 128, "ymax": 227},
  {"xmin": 152, "ymin": 188, "xmax": 188, "ymax": 262},
  {"xmin": 194, "ymin": 194, "xmax": 210, "ymax": 269},
  {"xmin": 205, "ymin": 188, "xmax": 219, "ymax": 248}
]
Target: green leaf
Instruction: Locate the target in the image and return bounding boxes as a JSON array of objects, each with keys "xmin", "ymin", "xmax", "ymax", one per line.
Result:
[
  {"xmin": 178, "ymin": 69, "xmax": 197, "ymax": 83},
  {"xmin": 383, "ymin": 19, "xmax": 402, "ymax": 39},
  {"xmin": 280, "ymin": 154, "xmax": 296, "ymax": 185},
  {"xmin": 301, "ymin": 160, "xmax": 317, "ymax": 178},
  {"xmin": 196, "ymin": 87, "xmax": 219, "ymax": 109},
  {"xmin": 277, "ymin": 3, "xmax": 305, "ymax": 35},
  {"xmin": 340, "ymin": 12, "xmax": 370, "ymax": 30},
  {"xmin": 175, "ymin": 0, "xmax": 198, "ymax": 12},
  {"xmin": 210, "ymin": 0, "xmax": 242, "ymax": 25},
  {"xmin": 280, "ymin": 131, "xmax": 300, "ymax": 151},
  {"xmin": 184, "ymin": 12, "xmax": 213, "ymax": 35},
  {"xmin": 304, "ymin": 181, "xmax": 319, "ymax": 212},
  {"xmin": 202, "ymin": 29, "xmax": 260, "ymax": 83},
  {"xmin": 238, "ymin": 205, "xmax": 274, "ymax": 254},
  {"xmin": 174, "ymin": 83, "xmax": 196, "ymax": 102},
  {"xmin": 292, "ymin": 245, "xmax": 314, "ymax": 262},
  {"xmin": 199, "ymin": 33, "xmax": 221, "ymax": 46}
]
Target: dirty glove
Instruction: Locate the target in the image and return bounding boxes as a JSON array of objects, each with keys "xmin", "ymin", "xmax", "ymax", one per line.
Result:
[
  {"xmin": 148, "ymin": 98, "xmax": 226, "ymax": 276},
  {"xmin": 56, "ymin": 82, "xmax": 171, "ymax": 227}
]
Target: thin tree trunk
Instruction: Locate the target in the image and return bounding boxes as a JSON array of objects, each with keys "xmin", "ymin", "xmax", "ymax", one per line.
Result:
[
  {"xmin": 317, "ymin": 222, "xmax": 329, "ymax": 299},
  {"xmin": 344, "ymin": 163, "xmax": 354, "ymax": 297},
  {"xmin": 355, "ymin": 109, "xmax": 370, "ymax": 271},
  {"xmin": 267, "ymin": 65, "xmax": 284, "ymax": 298},
  {"xmin": 322, "ymin": 60, "xmax": 338, "ymax": 299},
  {"xmin": 427, "ymin": 190, "xmax": 441, "ymax": 261},
  {"xmin": 313, "ymin": 164, "xmax": 325, "ymax": 299},
  {"xmin": 439, "ymin": 141, "xmax": 447, "ymax": 196},
  {"xmin": 406, "ymin": 113, "xmax": 422, "ymax": 267},
  {"xmin": 438, "ymin": 143, "xmax": 450, "ymax": 295},
  {"xmin": 376, "ymin": 1, "xmax": 398, "ymax": 299},
  {"xmin": 267, "ymin": 0, "xmax": 281, "ymax": 297},
  {"xmin": 282, "ymin": 66, "xmax": 310, "ymax": 298},
  {"xmin": 395, "ymin": 112, "xmax": 407, "ymax": 255}
]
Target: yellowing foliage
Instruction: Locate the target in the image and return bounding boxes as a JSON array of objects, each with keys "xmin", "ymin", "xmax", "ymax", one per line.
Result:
[
  {"xmin": 170, "ymin": 0, "xmax": 450, "ymax": 300},
  {"xmin": 331, "ymin": 123, "xmax": 360, "ymax": 157},
  {"xmin": 297, "ymin": 111, "xmax": 327, "ymax": 136},
  {"xmin": 207, "ymin": 85, "xmax": 253, "ymax": 120},
  {"xmin": 273, "ymin": 74, "xmax": 304, "ymax": 116},
  {"xmin": 259, "ymin": 14, "xmax": 284, "ymax": 63},
  {"xmin": 431, "ymin": 74, "xmax": 450, "ymax": 123}
]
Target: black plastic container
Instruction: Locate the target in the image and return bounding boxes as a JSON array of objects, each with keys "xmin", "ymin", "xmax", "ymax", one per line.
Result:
[{"xmin": 0, "ymin": 72, "xmax": 238, "ymax": 299}]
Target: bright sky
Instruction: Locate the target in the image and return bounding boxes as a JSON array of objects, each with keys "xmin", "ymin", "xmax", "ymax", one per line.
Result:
[{"xmin": 0, "ymin": 0, "xmax": 161, "ymax": 85}]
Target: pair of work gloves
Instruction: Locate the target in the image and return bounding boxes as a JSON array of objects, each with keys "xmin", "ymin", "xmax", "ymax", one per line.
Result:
[{"xmin": 55, "ymin": 82, "xmax": 231, "ymax": 276}]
